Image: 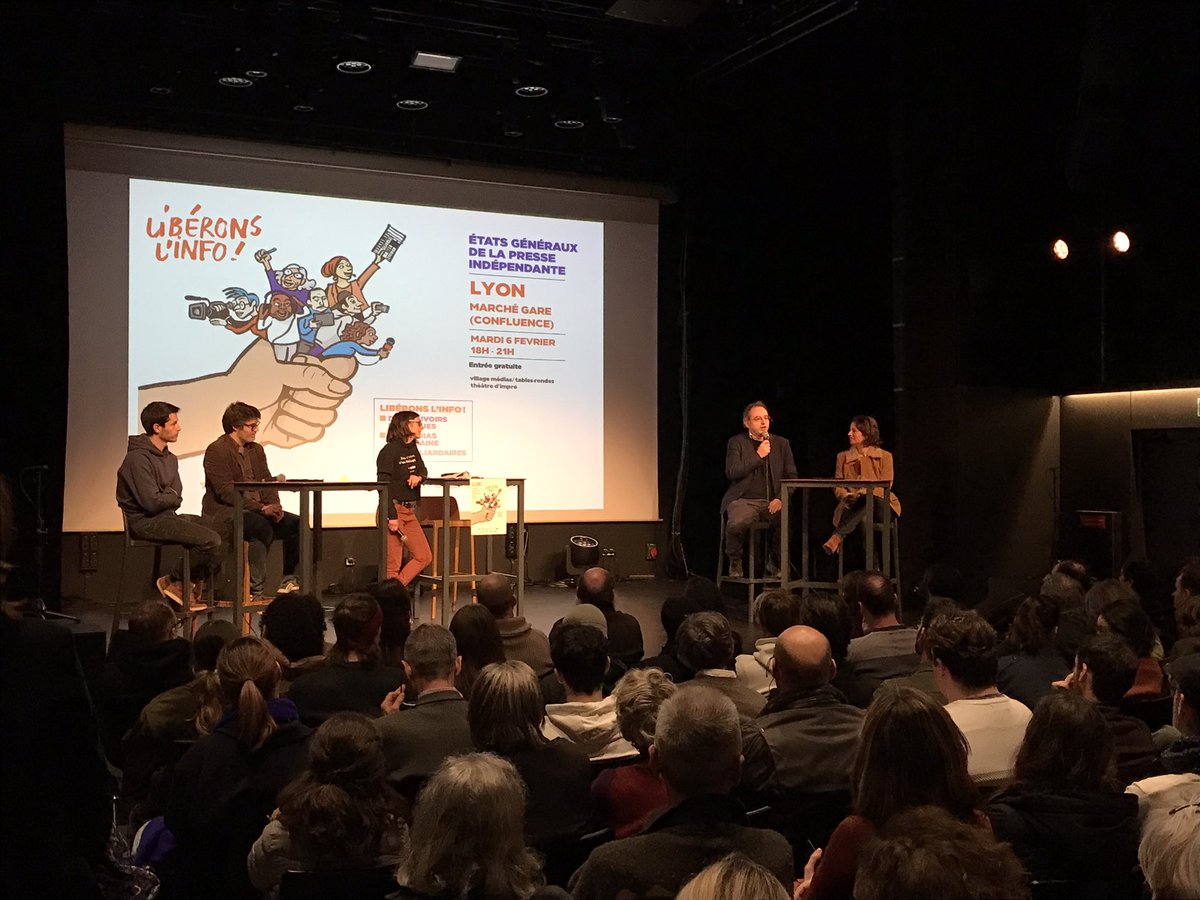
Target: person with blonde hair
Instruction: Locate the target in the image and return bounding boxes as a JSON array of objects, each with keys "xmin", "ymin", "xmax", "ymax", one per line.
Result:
[
  {"xmin": 592, "ymin": 666, "xmax": 677, "ymax": 837},
  {"xmin": 248, "ymin": 712, "xmax": 407, "ymax": 897},
  {"xmin": 162, "ymin": 636, "xmax": 312, "ymax": 900},
  {"xmin": 1138, "ymin": 788, "xmax": 1200, "ymax": 899},
  {"xmin": 393, "ymin": 752, "xmax": 565, "ymax": 899},
  {"xmin": 677, "ymin": 852, "xmax": 790, "ymax": 900},
  {"xmin": 469, "ymin": 660, "xmax": 594, "ymax": 846}
]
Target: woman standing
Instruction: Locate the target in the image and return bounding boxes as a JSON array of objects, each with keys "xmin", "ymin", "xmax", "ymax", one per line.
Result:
[
  {"xmin": 823, "ymin": 415, "xmax": 901, "ymax": 556},
  {"xmin": 377, "ymin": 411, "xmax": 433, "ymax": 587}
]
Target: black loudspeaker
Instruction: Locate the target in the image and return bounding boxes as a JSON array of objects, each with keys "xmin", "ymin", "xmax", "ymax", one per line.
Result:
[
  {"xmin": 565, "ymin": 535, "xmax": 601, "ymax": 576},
  {"xmin": 1056, "ymin": 510, "xmax": 1122, "ymax": 580}
]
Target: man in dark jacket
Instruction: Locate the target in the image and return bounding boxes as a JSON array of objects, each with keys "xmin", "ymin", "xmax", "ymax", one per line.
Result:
[
  {"xmin": 720, "ymin": 401, "xmax": 798, "ymax": 579},
  {"xmin": 676, "ymin": 611, "xmax": 766, "ymax": 719},
  {"xmin": 201, "ymin": 401, "xmax": 300, "ymax": 597},
  {"xmin": 476, "ymin": 572, "xmax": 553, "ymax": 676},
  {"xmin": 576, "ymin": 566, "xmax": 644, "ymax": 666},
  {"xmin": 117, "ymin": 401, "xmax": 223, "ymax": 605}
]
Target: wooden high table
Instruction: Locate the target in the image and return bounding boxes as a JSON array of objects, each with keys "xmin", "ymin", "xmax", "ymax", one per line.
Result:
[
  {"xmin": 231, "ymin": 480, "xmax": 390, "ymax": 624},
  {"xmin": 779, "ymin": 477, "xmax": 895, "ymax": 595},
  {"xmin": 419, "ymin": 477, "xmax": 526, "ymax": 627}
]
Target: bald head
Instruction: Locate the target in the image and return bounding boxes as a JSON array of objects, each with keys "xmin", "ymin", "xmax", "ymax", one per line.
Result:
[
  {"xmin": 577, "ymin": 566, "xmax": 615, "ymax": 610},
  {"xmin": 773, "ymin": 625, "xmax": 835, "ymax": 690},
  {"xmin": 476, "ymin": 573, "xmax": 515, "ymax": 617}
]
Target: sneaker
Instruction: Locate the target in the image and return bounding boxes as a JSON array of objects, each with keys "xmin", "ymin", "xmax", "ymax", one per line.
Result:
[
  {"xmin": 277, "ymin": 576, "xmax": 300, "ymax": 594},
  {"xmin": 728, "ymin": 559, "xmax": 744, "ymax": 579},
  {"xmin": 156, "ymin": 575, "xmax": 184, "ymax": 609}
]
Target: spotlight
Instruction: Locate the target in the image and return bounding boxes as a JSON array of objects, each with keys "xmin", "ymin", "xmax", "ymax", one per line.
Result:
[
  {"xmin": 336, "ymin": 60, "xmax": 372, "ymax": 74},
  {"xmin": 565, "ymin": 534, "xmax": 601, "ymax": 576},
  {"xmin": 1052, "ymin": 239, "xmax": 1069, "ymax": 260},
  {"xmin": 245, "ymin": 69, "xmax": 268, "ymax": 79},
  {"xmin": 149, "ymin": 86, "xmax": 172, "ymax": 95},
  {"xmin": 515, "ymin": 84, "xmax": 548, "ymax": 98},
  {"xmin": 395, "ymin": 99, "xmax": 429, "ymax": 111},
  {"xmin": 1110, "ymin": 231, "xmax": 1130, "ymax": 253},
  {"xmin": 554, "ymin": 118, "xmax": 585, "ymax": 130},
  {"xmin": 218, "ymin": 76, "xmax": 254, "ymax": 88},
  {"xmin": 293, "ymin": 103, "xmax": 315, "ymax": 113}
]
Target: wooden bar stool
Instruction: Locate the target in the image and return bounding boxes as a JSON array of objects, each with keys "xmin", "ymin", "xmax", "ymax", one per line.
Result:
[
  {"xmin": 716, "ymin": 513, "xmax": 781, "ymax": 608},
  {"xmin": 214, "ymin": 542, "xmax": 272, "ymax": 635},
  {"xmin": 419, "ymin": 496, "xmax": 477, "ymax": 621},
  {"xmin": 114, "ymin": 513, "xmax": 211, "ymax": 640}
]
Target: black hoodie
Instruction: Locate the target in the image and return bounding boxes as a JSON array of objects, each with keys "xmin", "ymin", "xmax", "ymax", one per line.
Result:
[{"xmin": 116, "ymin": 433, "xmax": 182, "ymax": 523}]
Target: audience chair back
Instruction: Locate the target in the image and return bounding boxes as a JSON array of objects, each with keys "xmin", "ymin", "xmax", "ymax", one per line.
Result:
[{"xmin": 278, "ymin": 865, "xmax": 399, "ymax": 900}]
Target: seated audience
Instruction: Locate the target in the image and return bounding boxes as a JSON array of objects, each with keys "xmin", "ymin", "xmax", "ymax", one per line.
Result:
[
  {"xmin": 247, "ymin": 712, "xmax": 407, "ymax": 898},
  {"xmin": 1084, "ymin": 577, "xmax": 1139, "ymax": 626},
  {"xmin": 796, "ymin": 590, "xmax": 873, "ymax": 707},
  {"xmin": 801, "ymin": 687, "xmax": 984, "ymax": 900},
  {"xmin": 736, "ymin": 588, "xmax": 801, "ymax": 695},
  {"xmin": 1174, "ymin": 557, "xmax": 1200, "ymax": 634},
  {"xmin": 543, "ymin": 623, "xmax": 638, "ymax": 761},
  {"xmin": 371, "ymin": 578, "xmax": 413, "ymax": 667},
  {"xmin": 161, "ymin": 636, "xmax": 312, "ymax": 900},
  {"xmin": 1121, "ymin": 558, "xmax": 1176, "ymax": 650},
  {"xmin": 741, "ymin": 626, "xmax": 864, "ymax": 799},
  {"xmin": 677, "ymin": 852, "xmax": 791, "ymax": 900},
  {"xmin": 393, "ymin": 752, "xmax": 567, "ymax": 899},
  {"xmin": 1137, "ymin": 784, "xmax": 1200, "ymax": 900},
  {"xmin": 286, "ymin": 594, "xmax": 405, "ymax": 726},
  {"xmin": 845, "ymin": 571, "xmax": 920, "ymax": 695},
  {"xmin": 1098, "ymin": 599, "xmax": 1169, "ymax": 700},
  {"xmin": 570, "ymin": 688, "xmax": 793, "ymax": 899},
  {"xmin": 375, "ymin": 624, "xmax": 472, "ymax": 785},
  {"xmin": 539, "ymin": 606, "xmax": 628, "ymax": 704},
  {"xmin": 677, "ymin": 611, "xmax": 766, "ymax": 718},
  {"xmin": 638, "ymin": 593, "xmax": 698, "ymax": 683},
  {"xmin": 1170, "ymin": 593, "xmax": 1200, "ymax": 662},
  {"xmin": 469, "ymin": 660, "xmax": 594, "ymax": 845},
  {"xmin": 475, "ymin": 572, "xmax": 553, "ymax": 676},
  {"xmin": 592, "ymin": 666, "xmax": 677, "ymax": 837},
  {"xmin": 927, "ymin": 610, "xmax": 1031, "ymax": 786},
  {"xmin": 851, "ymin": 806, "xmax": 1031, "ymax": 900},
  {"xmin": 576, "ymin": 565, "xmax": 644, "ymax": 666},
  {"xmin": 1051, "ymin": 558, "xmax": 1093, "ymax": 594},
  {"xmin": 1056, "ymin": 634, "xmax": 1161, "ymax": 783},
  {"xmin": 260, "ymin": 593, "xmax": 328, "ymax": 689},
  {"xmin": 1128, "ymin": 652, "xmax": 1200, "ymax": 810},
  {"xmin": 449, "ymin": 602, "xmax": 506, "ymax": 698},
  {"xmin": 996, "ymin": 594, "xmax": 1067, "ymax": 710},
  {"xmin": 905, "ymin": 562, "xmax": 965, "ymax": 626},
  {"xmin": 93, "ymin": 599, "xmax": 193, "ymax": 766},
  {"xmin": 877, "ymin": 596, "xmax": 958, "ymax": 705},
  {"xmin": 987, "ymin": 691, "xmax": 1141, "ymax": 898}
]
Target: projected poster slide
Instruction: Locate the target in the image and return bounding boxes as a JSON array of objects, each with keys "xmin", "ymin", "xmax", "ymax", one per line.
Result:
[{"xmin": 128, "ymin": 178, "xmax": 603, "ymax": 520}]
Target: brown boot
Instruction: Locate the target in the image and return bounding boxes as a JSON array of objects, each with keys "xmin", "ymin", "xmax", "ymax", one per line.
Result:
[{"xmin": 822, "ymin": 535, "xmax": 842, "ymax": 555}]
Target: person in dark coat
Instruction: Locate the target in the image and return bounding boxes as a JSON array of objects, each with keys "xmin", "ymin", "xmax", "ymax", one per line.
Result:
[
  {"xmin": 997, "ymin": 594, "xmax": 1068, "ymax": 711},
  {"xmin": 988, "ymin": 691, "xmax": 1141, "ymax": 898},
  {"xmin": 160, "ymin": 636, "xmax": 312, "ymax": 900}
]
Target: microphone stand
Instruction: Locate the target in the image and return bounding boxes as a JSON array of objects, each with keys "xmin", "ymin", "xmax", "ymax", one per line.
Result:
[{"xmin": 19, "ymin": 465, "xmax": 78, "ymax": 622}]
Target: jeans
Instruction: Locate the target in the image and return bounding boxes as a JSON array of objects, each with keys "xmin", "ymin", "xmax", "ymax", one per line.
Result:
[
  {"xmin": 209, "ymin": 509, "xmax": 300, "ymax": 594},
  {"xmin": 724, "ymin": 498, "xmax": 780, "ymax": 562},
  {"xmin": 128, "ymin": 512, "xmax": 223, "ymax": 582}
]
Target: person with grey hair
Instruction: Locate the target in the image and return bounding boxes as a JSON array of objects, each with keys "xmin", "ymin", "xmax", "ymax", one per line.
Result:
[
  {"xmin": 570, "ymin": 687, "xmax": 793, "ymax": 899},
  {"xmin": 677, "ymin": 612, "xmax": 766, "ymax": 718},
  {"xmin": 374, "ymin": 624, "xmax": 472, "ymax": 784},
  {"xmin": 1137, "ymin": 786, "xmax": 1200, "ymax": 900}
]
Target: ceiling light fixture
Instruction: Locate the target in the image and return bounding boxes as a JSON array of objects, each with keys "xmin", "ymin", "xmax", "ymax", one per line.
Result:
[
  {"xmin": 411, "ymin": 51, "xmax": 461, "ymax": 73},
  {"xmin": 395, "ymin": 99, "xmax": 429, "ymax": 111},
  {"xmin": 1051, "ymin": 239, "xmax": 1069, "ymax": 260},
  {"xmin": 1110, "ymin": 231, "xmax": 1131, "ymax": 253},
  {"xmin": 515, "ymin": 85, "xmax": 548, "ymax": 98},
  {"xmin": 336, "ymin": 60, "xmax": 372, "ymax": 74},
  {"xmin": 149, "ymin": 86, "xmax": 172, "ymax": 95},
  {"xmin": 218, "ymin": 76, "xmax": 254, "ymax": 88},
  {"xmin": 293, "ymin": 103, "xmax": 315, "ymax": 113},
  {"xmin": 245, "ymin": 69, "xmax": 268, "ymax": 79},
  {"xmin": 554, "ymin": 118, "xmax": 585, "ymax": 129}
]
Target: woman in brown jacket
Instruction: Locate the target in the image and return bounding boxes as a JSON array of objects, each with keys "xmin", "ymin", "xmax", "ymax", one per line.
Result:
[{"xmin": 822, "ymin": 415, "xmax": 901, "ymax": 555}]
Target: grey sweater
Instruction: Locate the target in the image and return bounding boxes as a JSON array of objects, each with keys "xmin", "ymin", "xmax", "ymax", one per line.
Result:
[{"xmin": 116, "ymin": 434, "xmax": 182, "ymax": 523}]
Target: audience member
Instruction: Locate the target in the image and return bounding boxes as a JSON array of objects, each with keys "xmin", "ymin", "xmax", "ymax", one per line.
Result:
[
  {"xmin": 997, "ymin": 594, "xmax": 1067, "ymax": 710},
  {"xmin": 1052, "ymin": 558, "xmax": 1092, "ymax": 593},
  {"xmin": 1120, "ymin": 557, "xmax": 1176, "ymax": 653},
  {"xmin": 286, "ymin": 594, "xmax": 405, "ymax": 726},
  {"xmin": 161, "ymin": 636, "xmax": 312, "ymax": 900},
  {"xmin": 1127, "ymin": 652, "xmax": 1200, "ymax": 810},
  {"xmin": 987, "ymin": 691, "xmax": 1140, "ymax": 897},
  {"xmin": 639, "ymin": 593, "xmax": 698, "ymax": 683},
  {"xmin": 677, "ymin": 611, "xmax": 766, "ymax": 718},
  {"xmin": 371, "ymin": 578, "xmax": 413, "ymax": 667},
  {"xmin": 592, "ymin": 666, "xmax": 677, "ymax": 837},
  {"xmin": 570, "ymin": 688, "xmax": 793, "ymax": 899},
  {"xmin": 1137, "ymin": 785, "xmax": 1200, "ymax": 900},
  {"xmin": 543, "ymin": 623, "xmax": 638, "ymax": 761},
  {"xmin": 375, "ymin": 624, "xmax": 472, "ymax": 785},
  {"xmin": 393, "ymin": 752, "xmax": 567, "ymax": 899},
  {"xmin": 676, "ymin": 852, "xmax": 791, "ymax": 900},
  {"xmin": 877, "ymin": 596, "xmax": 958, "ymax": 705},
  {"xmin": 247, "ymin": 712, "xmax": 407, "ymax": 897},
  {"xmin": 684, "ymin": 574, "xmax": 746, "ymax": 651},
  {"xmin": 845, "ymin": 571, "xmax": 920, "ymax": 696},
  {"xmin": 741, "ymin": 626, "xmax": 864, "ymax": 799},
  {"xmin": 260, "ymin": 593, "xmax": 328, "ymax": 689},
  {"xmin": 802, "ymin": 687, "xmax": 984, "ymax": 900},
  {"xmin": 851, "ymin": 805, "xmax": 1031, "ymax": 900},
  {"xmin": 93, "ymin": 599, "xmax": 193, "ymax": 766},
  {"xmin": 539, "ymin": 606, "xmax": 628, "ymax": 704},
  {"xmin": 1084, "ymin": 577, "xmax": 1139, "ymax": 624},
  {"xmin": 796, "ymin": 590, "xmax": 873, "ymax": 707},
  {"xmin": 449, "ymin": 602, "xmax": 506, "ymax": 698},
  {"xmin": 1170, "ymin": 593, "xmax": 1200, "ymax": 662},
  {"xmin": 469, "ymin": 660, "xmax": 594, "ymax": 846},
  {"xmin": 475, "ymin": 572, "xmax": 553, "ymax": 676},
  {"xmin": 736, "ymin": 588, "xmax": 800, "ymax": 695},
  {"xmin": 1098, "ymin": 599, "xmax": 1169, "ymax": 700},
  {"xmin": 576, "ymin": 566, "xmax": 644, "ymax": 665},
  {"xmin": 927, "ymin": 610, "xmax": 1031, "ymax": 786},
  {"xmin": 1057, "ymin": 633, "xmax": 1161, "ymax": 783},
  {"xmin": 905, "ymin": 562, "xmax": 965, "ymax": 626}
]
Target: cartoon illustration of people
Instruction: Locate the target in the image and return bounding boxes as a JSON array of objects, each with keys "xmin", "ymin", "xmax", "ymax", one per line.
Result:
[
  {"xmin": 321, "ymin": 321, "xmax": 393, "ymax": 365},
  {"xmin": 258, "ymin": 290, "xmax": 309, "ymax": 362},
  {"xmin": 255, "ymin": 249, "xmax": 315, "ymax": 310},
  {"xmin": 296, "ymin": 286, "xmax": 328, "ymax": 355},
  {"xmin": 211, "ymin": 287, "xmax": 264, "ymax": 336},
  {"xmin": 322, "ymin": 252, "xmax": 388, "ymax": 321}
]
